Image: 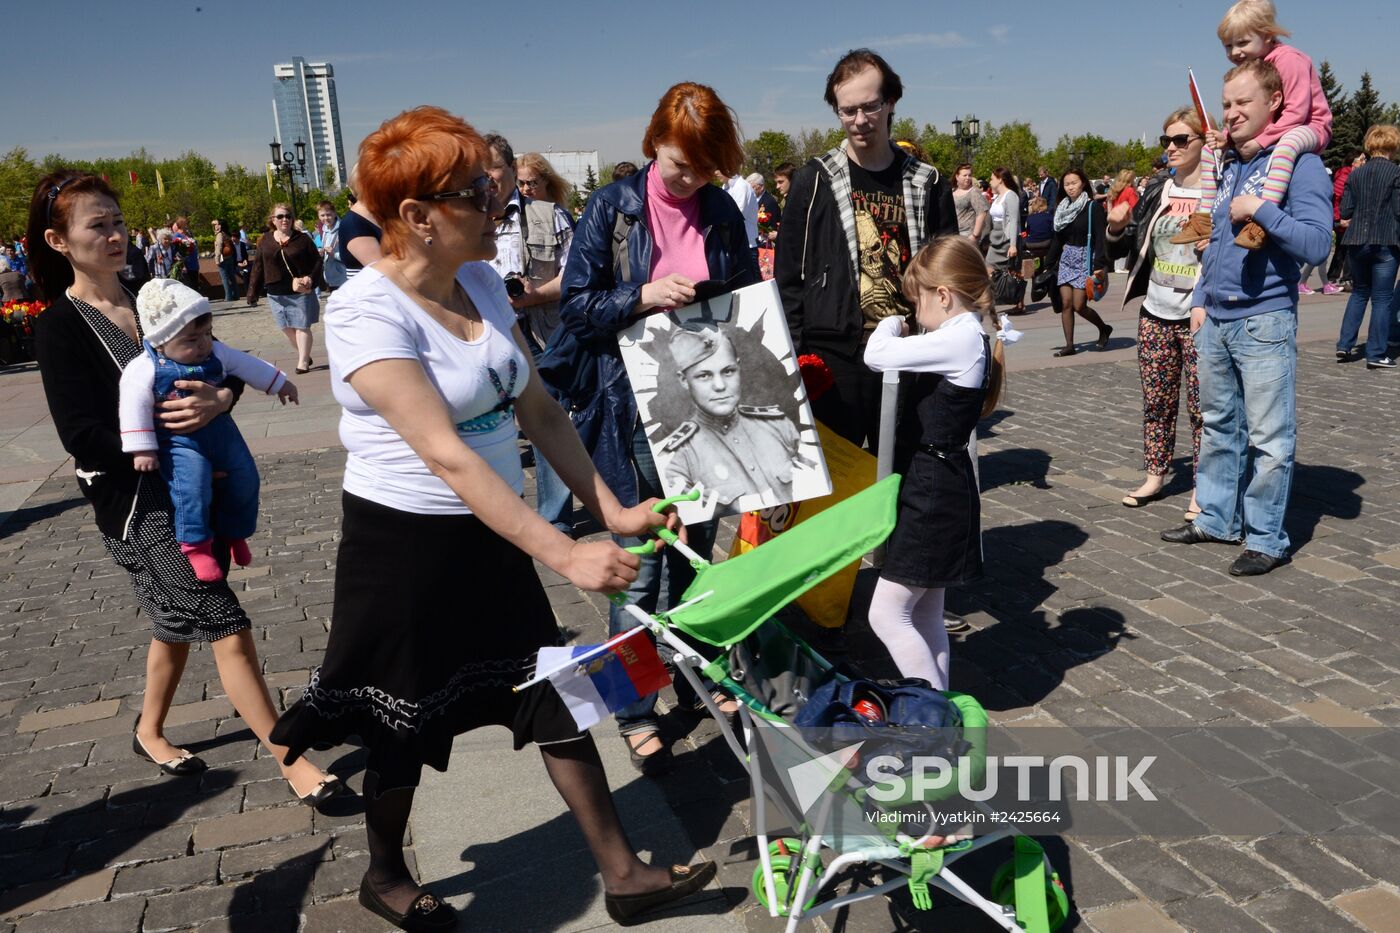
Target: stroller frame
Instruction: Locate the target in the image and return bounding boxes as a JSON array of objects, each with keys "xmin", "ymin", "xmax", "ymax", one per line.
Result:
[{"xmin": 621, "ymin": 598, "xmax": 1061, "ymax": 932}]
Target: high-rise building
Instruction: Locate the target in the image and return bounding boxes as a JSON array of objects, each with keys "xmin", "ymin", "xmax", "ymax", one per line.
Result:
[{"xmin": 272, "ymin": 58, "xmax": 347, "ymax": 191}]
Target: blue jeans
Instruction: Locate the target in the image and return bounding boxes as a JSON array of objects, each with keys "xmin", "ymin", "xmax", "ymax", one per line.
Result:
[
  {"xmin": 158, "ymin": 415, "xmax": 260, "ymax": 544},
  {"xmin": 1338, "ymin": 245, "xmax": 1397, "ymax": 362},
  {"xmin": 524, "ymin": 338, "xmax": 574, "ymax": 535},
  {"xmin": 218, "ymin": 260, "xmax": 240, "ymax": 302},
  {"xmin": 534, "ymin": 454, "xmax": 573, "ymax": 535},
  {"xmin": 608, "ymin": 423, "xmax": 714, "ymax": 732},
  {"xmin": 1193, "ymin": 310, "xmax": 1297, "ymax": 558}
]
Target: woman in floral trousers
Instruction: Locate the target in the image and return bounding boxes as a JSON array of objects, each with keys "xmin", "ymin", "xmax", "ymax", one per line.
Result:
[{"xmin": 1106, "ymin": 107, "xmax": 1208, "ymax": 519}]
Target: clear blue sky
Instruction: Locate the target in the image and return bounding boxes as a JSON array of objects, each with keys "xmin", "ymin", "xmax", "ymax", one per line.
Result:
[{"xmin": 8, "ymin": 0, "xmax": 1397, "ymax": 170}]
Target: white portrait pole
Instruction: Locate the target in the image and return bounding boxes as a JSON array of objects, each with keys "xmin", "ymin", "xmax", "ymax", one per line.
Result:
[{"xmin": 872, "ymin": 368, "xmax": 900, "ymax": 566}]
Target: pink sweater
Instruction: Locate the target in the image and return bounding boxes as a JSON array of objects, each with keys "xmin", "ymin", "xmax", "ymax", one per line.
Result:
[
  {"xmin": 644, "ymin": 162, "xmax": 710, "ymax": 287},
  {"xmin": 1256, "ymin": 42, "xmax": 1333, "ymax": 150}
]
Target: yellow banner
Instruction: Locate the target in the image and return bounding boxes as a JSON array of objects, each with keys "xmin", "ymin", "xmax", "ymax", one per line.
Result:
[
  {"xmin": 265, "ymin": 163, "xmax": 274, "ymax": 194},
  {"xmin": 729, "ymin": 422, "xmax": 878, "ymax": 628},
  {"xmin": 155, "ymin": 170, "xmax": 165, "ymax": 198}
]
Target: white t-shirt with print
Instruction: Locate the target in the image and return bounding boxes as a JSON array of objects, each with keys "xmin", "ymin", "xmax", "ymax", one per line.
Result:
[
  {"xmin": 1144, "ymin": 182, "xmax": 1204, "ymax": 321},
  {"xmin": 326, "ymin": 262, "xmax": 529, "ymax": 514}
]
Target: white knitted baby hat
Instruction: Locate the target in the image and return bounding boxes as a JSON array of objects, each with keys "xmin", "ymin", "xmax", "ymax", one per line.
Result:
[{"xmin": 137, "ymin": 279, "xmax": 211, "ymax": 346}]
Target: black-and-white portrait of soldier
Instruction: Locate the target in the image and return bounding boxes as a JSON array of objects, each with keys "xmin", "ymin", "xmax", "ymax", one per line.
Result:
[{"xmin": 618, "ymin": 280, "xmax": 831, "ymax": 524}]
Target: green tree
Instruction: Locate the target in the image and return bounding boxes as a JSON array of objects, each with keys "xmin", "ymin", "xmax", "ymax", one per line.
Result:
[
  {"xmin": 972, "ymin": 122, "xmax": 1041, "ymax": 182},
  {"xmin": 794, "ymin": 127, "xmax": 846, "ymax": 163},
  {"xmin": 0, "ymin": 147, "xmax": 42, "ymax": 239},
  {"xmin": 743, "ymin": 130, "xmax": 796, "ymax": 178},
  {"xmin": 1043, "ymin": 133, "xmax": 1120, "ymax": 181},
  {"xmin": 1317, "ymin": 60, "xmax": 1351, "ymax": 170},
  {"xmin": 916, "ymin": 123, "xmax": 962, "ymax": 177},
  {"xmin": 889, "ymin": 117, "xmax": 919, "ymax": 145},
  {"xmin": 1334, "ymin": 71, "xmax": 1385, "ymax": 161}
]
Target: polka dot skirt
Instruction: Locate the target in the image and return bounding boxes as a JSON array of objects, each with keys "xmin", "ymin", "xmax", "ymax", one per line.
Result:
[{"xmin": 74, "ymin": 292, "xmax": 252, "ymax": 644}]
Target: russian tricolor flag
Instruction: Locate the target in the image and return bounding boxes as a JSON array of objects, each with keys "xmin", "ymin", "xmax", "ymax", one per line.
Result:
[{"xmin": 537, "ymin": 630, "xmax": 672, "ymax": 730}]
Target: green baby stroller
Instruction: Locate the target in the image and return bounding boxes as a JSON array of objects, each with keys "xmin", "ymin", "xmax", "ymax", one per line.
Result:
[{"xmin": 541, "ymin": 475, "xmax": 1071, "ymax": 931}]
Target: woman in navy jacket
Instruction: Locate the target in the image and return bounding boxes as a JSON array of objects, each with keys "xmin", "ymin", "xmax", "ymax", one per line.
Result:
[{"xmin": 539, "ymin": 82, "xmax": 758, "ymax": 773}]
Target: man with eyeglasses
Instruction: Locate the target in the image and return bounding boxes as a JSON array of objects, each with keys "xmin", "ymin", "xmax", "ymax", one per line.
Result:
[
  {"xmin": 773, "ymin": 47, "xmax": 956, "ymax": 455},
  {"xmin": 483, "ymin": 133, "xmax": 574, "ymax": 352},
  {"xmin": 482, "ymin": 132, "xmax": 578, "ymax": 537}
]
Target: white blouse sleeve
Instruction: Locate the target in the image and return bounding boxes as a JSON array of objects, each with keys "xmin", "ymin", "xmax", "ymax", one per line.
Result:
[{"xmin": 864, "ymin": 316, "xmax": 984, "ymax": 377}]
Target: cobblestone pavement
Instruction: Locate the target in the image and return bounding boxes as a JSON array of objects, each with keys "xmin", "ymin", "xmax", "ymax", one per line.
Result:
[{"xmin": 1, "ymin": 316, "xmax": 1399, "ymax": 931}]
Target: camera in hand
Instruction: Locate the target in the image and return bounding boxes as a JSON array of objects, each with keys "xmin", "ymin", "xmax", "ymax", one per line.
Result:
[{"xmin": 504, "ymin": 273, "xmax": 526, "ymax": 300}]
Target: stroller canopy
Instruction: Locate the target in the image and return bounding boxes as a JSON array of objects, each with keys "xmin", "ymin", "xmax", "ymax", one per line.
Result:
[{"xmin": 669, "ymin": 474, "xmax": 900, "ymax": 647}]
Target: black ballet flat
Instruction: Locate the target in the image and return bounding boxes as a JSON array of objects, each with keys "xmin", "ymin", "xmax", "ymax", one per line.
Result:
[
  {"xmin": 358, "ymin": 875, "xmax": 459, "ymax": 932},
  {"xmin": 605, "ymin": 861, "xmax": 718, "ymax": 926},
  {"xmin": 132, "ymin": 714, "xmax": 207, "ymax": 776}
]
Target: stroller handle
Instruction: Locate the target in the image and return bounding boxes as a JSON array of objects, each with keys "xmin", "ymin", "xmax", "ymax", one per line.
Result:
[
  {"xmin": 620, "ymin": 488, "xmax": 703, "ymax": 555},
  {"xmin": 611, "ymin": 488, "xmax": 705, "ymax": 607}
]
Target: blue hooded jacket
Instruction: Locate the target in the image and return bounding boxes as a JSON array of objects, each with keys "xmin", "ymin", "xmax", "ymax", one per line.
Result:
[
  {"xmin": 538, "ymin": 165, "xmax": 759, "ymax": 506},
  {"xmin": 1191, "ymin": 147, "xmax": 1332, "ymax": 321}
]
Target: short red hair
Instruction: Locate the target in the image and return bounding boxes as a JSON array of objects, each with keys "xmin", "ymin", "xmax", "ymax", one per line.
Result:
[
  {"xmin": 641, "ymin": 83, "xmax": 744, "ymax": 178},
  {"xmin": 355, "ymin": 106, "xmax": 489, "ymax": 257}
]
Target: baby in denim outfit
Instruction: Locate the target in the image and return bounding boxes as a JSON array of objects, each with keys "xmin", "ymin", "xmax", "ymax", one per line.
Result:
[{"xmin": 120, "ymin": 279, "xmax": 298, "ymax": 581}]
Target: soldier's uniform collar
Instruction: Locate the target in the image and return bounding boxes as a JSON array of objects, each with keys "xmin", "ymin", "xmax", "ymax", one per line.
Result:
[{"xmin": 696, "ymin": 407, "xmax": 738, "ymax": 434}]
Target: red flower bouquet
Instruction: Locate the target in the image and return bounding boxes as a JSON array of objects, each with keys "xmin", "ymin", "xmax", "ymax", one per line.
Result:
[{"xmin": 798, "ymin": 353, "xmax": 834, "ymax": 402}]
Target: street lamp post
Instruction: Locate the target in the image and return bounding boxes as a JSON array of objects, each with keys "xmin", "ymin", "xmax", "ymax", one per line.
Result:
[
  {"xmin": 267, "ymin": 139, "xmax": 309, "ymax": 219},
  {"xmin": 951, "ymin": 115, "xmax": 981, "ymax": 163}
]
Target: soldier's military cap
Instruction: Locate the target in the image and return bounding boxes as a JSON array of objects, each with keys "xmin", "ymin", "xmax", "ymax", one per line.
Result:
[{"xmin": 669, "ymin": 325, "xmax": 736, "ymax": 373}]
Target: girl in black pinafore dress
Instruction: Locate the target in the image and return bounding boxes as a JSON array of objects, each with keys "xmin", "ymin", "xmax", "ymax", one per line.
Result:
[{"xmin": 862, "ymin": 236, "xmax": 1007, "ymax": 690}]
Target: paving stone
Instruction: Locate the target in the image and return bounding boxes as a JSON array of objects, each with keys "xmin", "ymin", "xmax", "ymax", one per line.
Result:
[
  {"xmin": 1318, "ymin": 836, "xmax": 1400, "ymax": 889},
  {"xmin": 192, "ymin": 807, "xmax": 312, "ymax": 851},
  {"xmin": 1243, "ymin": 886, "xmax": 1363, "ymax": 932},
  {"xmin": 15, "ymin": 700, "xmax": 120, "ymax": 734},
  {"xmin": 1333, "ymin": 886, "xmax": 1400, "ymax": 933},
  {"xmin": 1095, "ymin": 840, "xmax": 1209, "ymax": 904},
  {"xmin": 218, "ymin": 834, "xmax": 332, "ymax": 878},
  {"xmin": 298, "ymin": 897, "xmax": 397, "ymax": 932},
  {"xmin": 1084, "ymin": 899, "xmax": 1186, "ymax": 932},
  {"xmin": 1168, "ymin": 839, "xmax": 1288, "ymax": 902},
  {"xmin": 1163, "ymin": 896, "xmax": 1271, "ymax": 933},
  {"xmin": 11, "ymin": 897, "xmax": 147, "ymax": 933},
  {"xmin": 140, "ymin": 884, "xmax": 248, "ymax": 932},
  {"xmin": 0, "ymin": 870, "xmax": 114, "ymax": 920},
  {"xmin": 111, "ymin": 851, "xmax": 220, "ymax": 897},
  {"xmin": 192, "ymin": 910, "xmax": 299, "ymax": 933},
  {"xmin": 1251, "ymin": 836, "xmax": 1370, "ymax": 898}
]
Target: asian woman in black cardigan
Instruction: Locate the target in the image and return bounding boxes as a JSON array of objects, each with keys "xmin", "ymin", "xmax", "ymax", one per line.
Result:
[{"xmin": 27, "ymin": 171, "xmax": 341, "ymax": 807}]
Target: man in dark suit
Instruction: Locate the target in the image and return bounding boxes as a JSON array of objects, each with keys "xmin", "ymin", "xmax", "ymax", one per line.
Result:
[
  {"xmin": 747, "ymin": 173, "xmax": 782, "ymax": 246},
  {"xmin": 1037, "ymin": 166, "xmax": 1058, "ymax": 210}
]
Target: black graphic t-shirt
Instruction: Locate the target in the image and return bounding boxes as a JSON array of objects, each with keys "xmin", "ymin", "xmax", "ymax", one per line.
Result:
[{"xmin": 849, "ymin": 159, "xmax": 913, "ymax": 328}]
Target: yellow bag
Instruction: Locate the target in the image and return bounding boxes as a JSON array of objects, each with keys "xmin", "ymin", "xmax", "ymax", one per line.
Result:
[{"xmin": 729, "ymin": 422, "xmax": 877, "ymax": 628}]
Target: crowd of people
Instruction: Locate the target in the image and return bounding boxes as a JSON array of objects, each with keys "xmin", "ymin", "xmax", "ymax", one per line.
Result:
[{"xmin": 15, "ymin": 0, "xmax": 1399, "ymax": 929}]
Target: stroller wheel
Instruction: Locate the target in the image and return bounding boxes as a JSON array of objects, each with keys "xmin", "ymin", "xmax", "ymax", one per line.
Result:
[
  {"xmin": 753, "ymin": 838, "xmax": 823, "ymax": 916},
  {"xmin": 990, "ymin": 854, "xmax": 1070, "ymax": 932}
]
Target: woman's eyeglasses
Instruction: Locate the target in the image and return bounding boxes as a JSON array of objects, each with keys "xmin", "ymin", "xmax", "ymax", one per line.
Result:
[
  {"xmin": 517, "ymin": 177, "xmax": 542, "ymax": 190},
  {"xmin": 1160, "ymin": 134, "xmax": 1202, "ymax": 149},
  {"xmin": 273, "ymin": 213, "xmax": 292, "ymax": 220},
  {"xmin": 417, "ymin": 175, "xmax": 496, "ymax": 213}
]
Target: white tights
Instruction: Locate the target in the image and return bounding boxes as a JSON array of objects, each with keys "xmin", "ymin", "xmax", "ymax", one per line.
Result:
[{"xmin": 867, "ymin": 577, "xmax": 950, "ymax": 690}]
